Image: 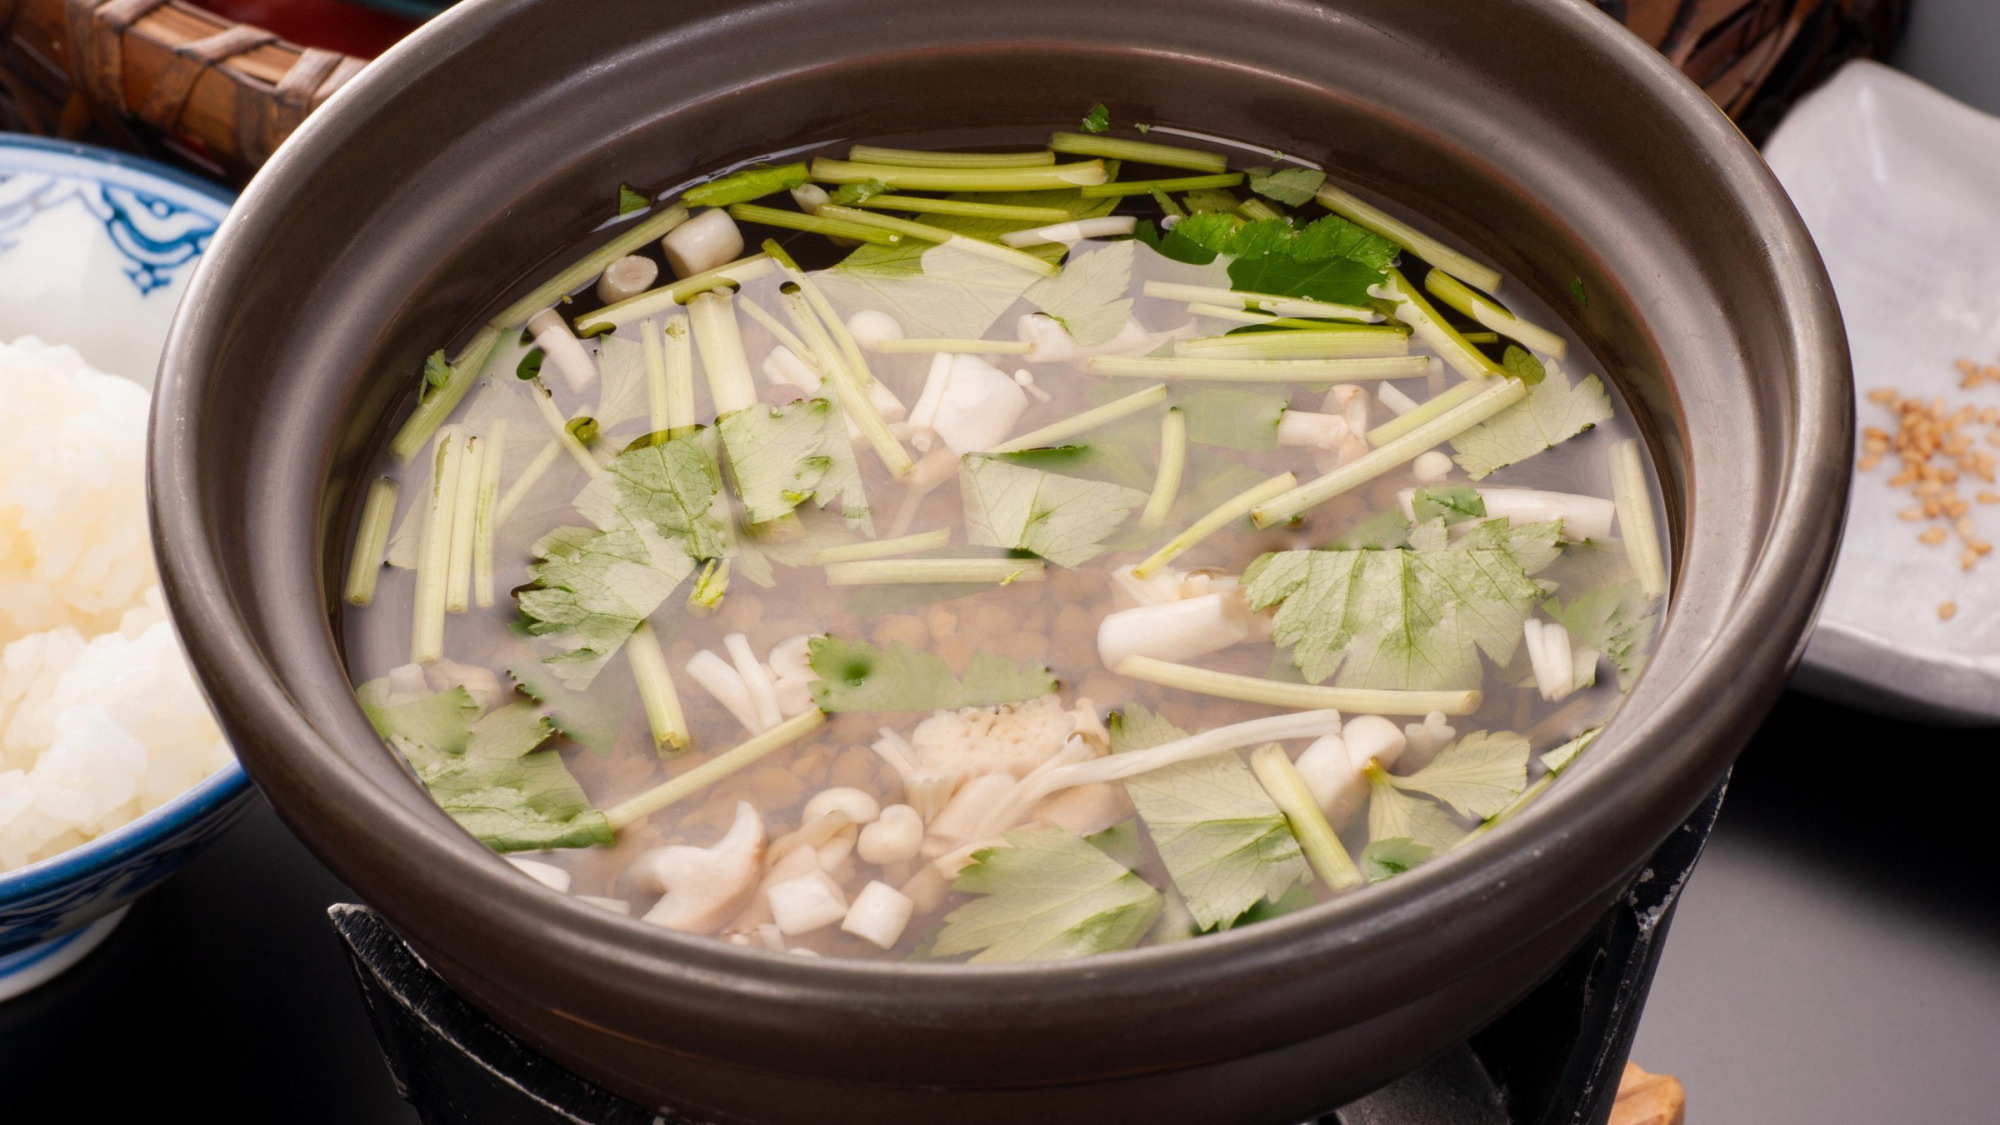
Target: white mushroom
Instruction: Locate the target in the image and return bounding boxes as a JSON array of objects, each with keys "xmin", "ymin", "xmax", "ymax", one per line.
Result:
[
  {"xmin": 840, "ymin": 881, "xmax": 916, "ymax": 949},
  {"xmin": 1096, "ymin": 591, "xmax": 1258, "ymax": 669},
  {"xmin": 1030, "ymin": 782, "xmax": 1131, "ymax": 838},
  {"xmin": 789, "ymin": 183, "xmax": 831, "ymax": 215},
  {"xmin": 1276, "ymin": 410, "xmax": 1350, "ymax": 450},
  {"xmin": 761, "ymin": 344, "xmax": 822, "ymax": 392},
  {"xmin": 595, "ymin": 254, "xmax": 660, "ymax": 304},
  {"xmin": 634, "ymin": 802, "xmax": 766, "ymax": 934},
  {"xmin": 661, "ymin": 208, "xmax": 744, "ymax": 278},
  {"xmin": 507, "ymin": 857, "xmax": 571, "ymax": 893},
  {"xmin": 1015, "ymin": 312, "xmax": 1194, "ymax": 364},
  {"xmin": 1411, "ymin": 451, "xmax": 1454, "ymax": 482},
  {"xmin": 802, "ymin": 787, "xmax": 881, "ymax": 827},
  {"xmin": 526, "ymin": 308, "xmax": 599, "ymax": 394},
  {"xmin": 767, "ymin": 870, "xmax": 849, "ymax": 935},
  {"xmin": 856, "ymin": 804, "xmax": 924, "ymax": 865},
  {"xmin": 924, "ymin": 773, "xmax": 1019, "ymax": 858},
  {"xmin": 1400, "ymin": 712, "xmax": 1458, "ymax": 772},
  {"xmin": 845, "ymin": 310, "xmax": 905, "ymax": 351},
  {"xmin": 1377, "ymin": 381, "xmax": 1421, "ymax": 416},
  {"xmin": 1523, "ymin": 618, "xmax": 1581, "ymax": 703},
  {"xmin": 1293, "ymin": 714, "xmax": 1406, "ymax": 828},
  {"xmin": 929, "ymin": 354, "xmax": 1028, "ymax": 454}
]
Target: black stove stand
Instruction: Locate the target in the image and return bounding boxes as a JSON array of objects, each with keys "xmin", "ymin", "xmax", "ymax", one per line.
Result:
[{"xmin": 332, "ymin": 782, "xmax": 1721, "ymax": 1125}]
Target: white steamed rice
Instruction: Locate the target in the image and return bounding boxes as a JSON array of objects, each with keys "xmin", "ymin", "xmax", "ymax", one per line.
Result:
[{"xmin": 0, "ymin": 337, "xmax": 231, "ymax": 873}]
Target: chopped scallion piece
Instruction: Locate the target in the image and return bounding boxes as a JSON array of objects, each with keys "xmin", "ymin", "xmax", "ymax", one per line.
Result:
[
  {"xmin": 845, "ymin": 145, "xmax": 1056, "ymax": 168},
  {"xmin": 1115, "ymin": 656, "xmax": 1483, "ymax": 716},
  {"xmin": 1375, "ymin": 269, "xmax": 1504, "ymax": 381},
  {"xmin": 1079, "ymin": 173, "xmax": 1244, "ymax": 198},
  {"xmin": 493, "ymin": 438, "xmax": 562, "ymax": 528},
  {"xmin": 471, "ymin": 421, "xmax": 505, "ymax": 610},
  {"xmin": 1236, "ymin": 198, "xmax": 1284, "ymax": 222},
  {"xmin": 1141, "ymin": 281, "xmax": 1379, "ymax": 323},
  {"xmin": 390, "ymin": 327, "xmax": 502, "ymax": 464},
  {"xmin": 574, "ymin": 254, "xmax": 775, "ymax": 333},
  {"xmin": 847, "ymin": 194, "xmax": 1071, "ymax": 222},
  {"xmin": 1365, "ymin": 379, "xmax": 1486, "ymax": 446},
  {"xmin": 627, "ymin": 621, "xmax": 690, "ymax": 753},
  {"xmin": 987, "ymin": 383, "xmax": 1169, "ymax": 453},
  {"xmin": 410, "ymin": 429, "xmax": 465, "ymax": 664},
  {"xmin": 343, "ymin": 477, "xmax": 400, "ymax": 608},
  {"xmin": 683, "ymin": 163, "xmax": 810, "ymax": 207},
  {"xmin": 1048, "ymin": 131, "xmax": 1228, "ymax": 173},
  {"xmin": 688, "ymin": 290, "xmax": 758, "ymax": 416},
  {"xmin": 813, "ymin": 205, "xmax": 1060, "ymax": 276},
  {"xmin": 810, "ymin": 158, "xmax": 1108, "ymax": 192},
  {"xmin": 1185, "ymin": 303, "xmax": 1372, "ymax": 331},
  {"xmin": 1316, "ymin": 184, "xmax": 1501, "ymax": 293},
  {"xmin": 1140, "ymin": 409, "xmax": 1187, "ymax": 530}
]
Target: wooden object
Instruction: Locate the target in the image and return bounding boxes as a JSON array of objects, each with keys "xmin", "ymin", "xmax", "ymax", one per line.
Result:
[{"xmin": 1611, "ymin": 1061, "xmax": 1690, "ymax": 1125}]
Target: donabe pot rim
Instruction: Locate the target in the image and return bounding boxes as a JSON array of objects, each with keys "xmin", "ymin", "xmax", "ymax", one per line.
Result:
[{"xmin": 151, "ymin": 0, "xmax": 1847, "ymax": 1080}]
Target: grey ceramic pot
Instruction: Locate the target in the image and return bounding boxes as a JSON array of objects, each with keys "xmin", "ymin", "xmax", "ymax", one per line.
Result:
[{"xmin": 150, "ymin": 0, "xmax": 1850, "ymax": 1121}]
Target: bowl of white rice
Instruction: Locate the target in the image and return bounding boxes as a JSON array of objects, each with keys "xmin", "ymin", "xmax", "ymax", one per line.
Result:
[{"xmin": 0, "ymin": 139, "xmax": 247, "ymax": 1001}]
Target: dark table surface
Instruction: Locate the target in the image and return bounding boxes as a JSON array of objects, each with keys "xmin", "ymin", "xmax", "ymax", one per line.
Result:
[{"xmin": 7, "ymin": 5, "xmax": 2000, "ymax": 1122}]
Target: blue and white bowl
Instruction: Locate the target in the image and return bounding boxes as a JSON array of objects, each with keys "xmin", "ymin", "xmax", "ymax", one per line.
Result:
[{"xmin": 0, "ymin": 135, "xmax": 251, "ymax": 1000}]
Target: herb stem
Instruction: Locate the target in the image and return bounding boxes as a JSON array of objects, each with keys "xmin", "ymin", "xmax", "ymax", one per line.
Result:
[
  {"xmin": 1133, "ymin": 472, "xmax": 1297, "ymax": 578},
  {"xmin": 443, "ymin": 434, "xmax": 481, "ymax": 615},
  {"xmin": 1237, "ymin": 198, "xmax": 1283, "ymax": 222},
  {"xmin": 410, "ymin": 430, "xmax": 463, "ymax": 664},
  {"xmin": 1365, "ymin": 378, "xmax": 1486, "ymax": 446},
  {"xmin": 390, "ymin": 326, "xmax": 502, "ymax": 464},
  {"xmin": 1611, "ymin": 439, "xmax": 1668, "ymax": 597},
  {"xmin": 628, "ymin": 621, "xmax": 690, "ymax": 753},
  {"xmin": 987, "ymin": 383, "xmax": 1169, "ymax": 454},
  {"xmin": 1141, "ymin": 281, "xmax": 1379, "ymax": 322},
  {"xmin": 494, "ymin": 438, "xmax": 562, "ymax": 528},
  {"xmin": 815, "ymin": 205, "xmax": 1060, "ymax": 276},
  {"xmin": 1186, "ymin": 303, "xmax": 1374, "ymax": 330},
  {"xmin": 823, "ymin": 558, "xmax": 1046, "ymax": 586},
  {"xmin": 1048, "ymin": 131, "xmax": 1227, "ymax": 173},
  {"xmin": 1116, "ymin": 656, "xmax": 1482, "ymax": 715},
  {"xmin": 768, "ymin": 244, "xmax": 914, "ymax": 476},
  {"xmin": 1252, "ymin": 377, "xmax": 1527, "ymax": 527},
  {"xmin": 1140, "ymin": 409, "xmax": 1187, "ymax": 529},
  {"xmin": 662, "ymin": 315, "xmax": 696, "ymax": 433},
  {"xmin": 529, "ymin": 382, "xmax": 603, "ymax": 476},
  {"xmin": 851, "ymin": 195, "xmax": 1070, "ymax": 222},
  {"xmin": 1089, "ymin": 355, "xmax": 1431, "ymax": 382},
  {"xmin": 846, "ymin": 145, "xmax": 1056, "ymax": 168},
  {"xmin": 810, "ymin": 158, "xmax": 1108, "ymax": 192},
  {"xmin": 1029, "ymin": 710, "xmax": 1344, "ymax": 799},
  {"xmin": 1377, "ymin": 270, "xmax": 1504, "ymax": 381},
  {"xmin": 872, "ymin": 338, "xmax": 1034, "ymax": 356},
  {"xmin": 1078, "ymin": 173, "xmax": 1243, "ymax": 199},
  {"xmin": 737, "ymin": 296, "xmax": 820, "ymax": 367},
  {"xmin": 1316, "ymin": 185, "xmax": 1501, "ymax": 294},
  {"xmin": 472, "ymin": 420, "xmax": 505, "ymax": 609},
  {"xmin": 1423, "ymin": 269, "xmax": 1567, "ymax": 358},
  {"xmin": 689, "ymin": 290, "xmax": 758, "ymax": 415},
  {"xmin": 726, "ymin": 203, "xmax": 904, "ymax": 245},
  {"xmin": 1250, "ymin": 744, "xmax": 1363, "ymax": 891},
  {"xmin": 811, "ymin": 528, "xmax": 953, "ymax": 565},
  {"xmin": 604, "ymin": 708, "xmax": 825, "ymax": 831},
  {"xmin": 342, "ymin": 478, "xmax": 400, "ymax": 608},
  {"xmin": 573, "ymin": 254, "xmax": 775, "ymax": 334},
  {"xmin": 1174, "ymin": 329, "xmax": 1410, "ymax": 361},
  {"xmin": 488, "ymin": 205, "xmax": 691, "ymax": 330}
]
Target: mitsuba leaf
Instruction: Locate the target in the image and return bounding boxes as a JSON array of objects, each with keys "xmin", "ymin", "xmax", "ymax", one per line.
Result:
[
  {"xmin": 1025, "ymin": 240, "xmax": 1134, "ymax": 347},
  {"xmin": 1246, "ymin": 166, "xmax": 1327, "ymax": 207},
  {"xmin": 1411, "ymin": 484, "xmax": 1486, "ymax": 526},
  {"xmin": 1081, "ymin": 103, "xmax": 1112, "ymax": 133},
  {"xmin": 1360, "ymin": 838, "xmax": 1431, "ymax": 883},
  {"xmin": 1112, "ymin": 705, "xmax": 1310, "ymax": 930},
  {"xmin": 1544, "ymin": 581, "xmax": 1657, "ymax": 690},
  {"xmin": 816, "ymin": 240, "xmax": 1045, "ymax": 340},
  {"xmin": 1149, "ymin": 212, "xmax": 1241, "ymax": 265},
  {"xmin": 1502, "ymin": 344, "xmax": 1546, "ymax": 386},
  {"xmin": 1539, "ymin": 726, "xmax": 1602, "ymax": 774},
  {"xmin": 718, "ymin": 399, "xmax": 844, "ymax": 526},
  {"xmin": 806, "ymin": 636, "xmax": 1056, "ymax": 712},
  {"xmin": 1243, "ymin": 520, "xmax": 1562, "ymax": 690},
  {"xmin": 836, "ymin": 190, "xmax": 1117, "ymax": 276},
  {"xmin": 420, "ymin": 349, "xmax": 452, "ymax": 402},
  {"xmin": 516, "ymin": 526, "xmax": 693, "ymax": 690},
  {"xmin": 1366, "ymin": 767, "xmax": 1465, "ymax": 853},
  {"xmin": 575, "ymin": 426, "xmax": 729, "ymax": 558},
  {"xmin": 617, "ymin": 185, "xmax": 649, "ymax": 215},
  {"xmin": 961, "ymin": 456, "xmax": 1148, "ymax": 567},
  {"xmin": 934, "ymin": 826, "xmax": 1161, "ymax": 963},
  {"xmin": 1387, "ymin": 730, "xmax": 1530, "ymax": 819},
  {"xmin": 1450, "ymin": 367, "xmax": 1612, "ymax": 479},
  {"xmin": 1227, "ymin": 254, "xmax": 1385, "ymax": 308},
  {"xmin": 358, "ymin": 681, "xmax": 611, "ymax": 852}
]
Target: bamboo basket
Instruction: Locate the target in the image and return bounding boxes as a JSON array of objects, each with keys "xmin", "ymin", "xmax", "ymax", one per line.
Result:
[{"xmin": 0, "ymin": 0, "xmax": 1907, "ymax": 183}]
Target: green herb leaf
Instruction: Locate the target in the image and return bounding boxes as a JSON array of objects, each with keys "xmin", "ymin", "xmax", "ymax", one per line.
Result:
[
  {"xmin": 617, "ymin": 184, "xmax": 650, "ymax": 215},
  {"xmin": 516, "ymin": 526, "xmax": 694, "ymax": 690},
  {"xmin": 1227, "ymin": 254, "xmax": 1384, "ymax": 308},
  {"xmin": 1243, "ymin": 520, "xmax": 1562, "ymax": 690},
  {"xmin": 1570, "ymin": 277, "xmax": 1588, "ymax": 306},
  {"xmin": 420, "ymin": 349, "xmax": 452, "ymax": 402},
  {"xmin": 1449, "ymin": 368, "xmax": 1613, "ymax": 480},
  {"xmin": 961, "ymin": 456, "xmax": 1148, "ymax": 568},
  {"xmin": 1175, "ymin": 385, "xmax": 1288, "ymax": 452},
  {"xmin": 1501, "ymin": 344, "xmax": 1546, "ymax": 386},
  {"xmin": 682, "ymin": 162, "xmax": 810, "ymax": 207},
  {"xmin": 357, "ymin": 683, "xmax": 612, "ymax": 852},
  {"xmin": 1080, "ymin": 103, "xmax": 1112, "ymax": 133},
  {"xmin": 1544, "ymin": 581, "xmax": 1657, "ymax": 690},
  {"xmin": 1387, "ymin": 730, "xmax": 1530, "ymax": 819},
  {"xmin": 1366, "ymin": 767, "xmax": 1465, "ymax": 852},
  {"xmin": 836, "ymin": 189, "xmax": 1116, "ymax": 276},
  {"xmin": 1112, "ymin": 705, "xmax": 1310, "ymax": 930},
  {"xmin": 806, "ymin": 636, "xmax": 1056, "ymax": 712},
  {"xmin": 1148, "ymin": 211, "xmax": 1241, "ymax": 265},
  {"xmin": 1218, "ymin": 212, "xmax": 1400, "ymax": 304},
  {"xmin": 1360, "ymin": 837, "xmax": 1431, "ymax": 882},
  {"xmin": 1246, "ymin": 166, "xmax": 1327, "ymax": 207},
  {"xmin": 1284, "ymin": 214, "xmax": 1401, "ymax": 270},
  {"xmin": 934, "ymin": 825, "xmax": 1161, "ymax": 963},
  {"xmin": 1331, "ymin": 509, "xmax": 1415, "ymax": 550},
  {"xmin": 1541, "ymin": 726, "xmax": 1601, "ymax": 775},
  {"xmin": 1024, "ymin": 239, "xmax": 1134, "ymax": 347},
  {"xmin": 717, "ymin": 399, "xmax": 851, "ymax": 527},
  {"xmin": 575, "ymin": 426, "xmax": 730, "ymax": 558},
  {"xmin": 815, "ymin": 240, "xmax": 1045, "ymax": 340},
  {"xmin": 515, "ymin": 348, "xmax": 544, "ymax": 381},
  {"xmin": 1411, "ymin": 484, "xmax": 1486, "ymax": 526}
]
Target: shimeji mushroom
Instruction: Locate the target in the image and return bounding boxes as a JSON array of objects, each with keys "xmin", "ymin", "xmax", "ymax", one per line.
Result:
[
  {"xmin": 633, "ymin": 802, "xmax": 767, "ymax": 934},
  {"xmin": 1095, "ymin": 591, "xmax": 1261, "ymax": 669},
  {"xmin": 1399, "ymin": 712, "xmax": 1458, "ymax": 773},
  {"xmin": 906, "ymin": 353, "xmax": 1026, "ymax": 454},
  {"xmin": 526, "ymin": 308, "xmax": 600, "ymax": 394},
  {"xmin": 1014, "ymin": 312, "xmax": 1193, "ymax": 364},
  {"xmin": 867, "ymin": 696, "xmax": 1089, "ymax": 827},
  {"xmin": 856, "ymin": 804, "xmax": 923, "ymax": 865},
  {"xmin": 662, "ymin": 208, "xmax": 745, "ymax": 278},
  {"xmin": 685, "ymin": 633, "xmax": 821, "ymax": 735},
  {"xmin": 844, "ymin": 310, "xmax": 904, "ymax": 352},
  {"xmin": 1292, "ymin": 714, "xmax": 1407, "ymax": 828}
]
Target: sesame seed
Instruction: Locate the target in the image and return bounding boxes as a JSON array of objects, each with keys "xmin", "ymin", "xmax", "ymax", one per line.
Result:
[
  {"xmin": 1921, "ymin": 527, "xmax": 1948, "ymax": 545},
  {"xmin": 1940, "ymin": 601, "xmax": 1958, "ymax": 621}
]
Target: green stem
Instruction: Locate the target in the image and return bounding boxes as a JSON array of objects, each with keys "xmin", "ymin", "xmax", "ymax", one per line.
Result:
[
  {"xmin": 410, "ymin": 429, "xmax": 464, "ymax": 664},
  {"xmin": 472, "ymin": 420, "xmax": 505, "ymax": 610},
  {"xmin": 1079, "ymin": 172, "xmax": 1243, "ymax": 198},
  {"xmin": 1250, "ymin": 745, "xmax": 1363, "ymax": 891},
  {"xmin": 1048, "ymin": 131, "xmax": 1227, "ymax": 173},
  {"xmin": 726, "ymin": 202, "xmax": 903, "ymax": 244},
  {"xmin": 737, "ymin": 296, "xmax": 821, "ymax": 367},
  {"xmin": 1316, "ymin": 184, "xmax": 1501, "ymax": 293},
  {"xmin": 529, "ymin": 382, "xmax": 603, "ymax": 476},
  {"xmin": 443, "ymin": 434, "xmax": 480, "ymax": 615},
  {"xmin": 1611, "ymin": 439, "xmax": 1668, "ymax": 598},
  {"xmin": 604, "ymin": 709, "xmax": 825, "ymax": 831},
  {"xmin": 846, "ymin": 145, "xmax": 1056, "ymax": 168},
  {"xmin": 767, "ymin": 244, "xmax": 914, "ymax": 477},
  {"xmin": 662, "ymin": 315, "xmax": 696, "ymax": 433},
  {"xmin": 811, "ymin": 158, "xmax": 1108, "ymax": 192},
  {"xmin": 823, "ymin": 558, "xmax": 1046, "ymax": 585},
  {"xmin": 987, "ymin": 383, "xmax": 1169, "ymax": 453},
  {"xmin": 1186, "ymin": 303, "xmax": 1376, "ymax": 331},
  {"xmin": 811, "ymin": 528, "xmax": 952, "ymax": 564},
  {"xmin": 574, "ymin": 254, "xmax": 775, "ymax": 333},
  {"xmin": 1140, "ymin": 409, "xmax": 1187, "ymax": 529},
  {"xmin": 1141, "ymin": 281, "xmax": 1377, "ymax": 322},
  {"xmin": 627, "ymin": 621, "xmax": 690, "ymax": 754},
  {"xmin": 873, "ymin": 337, "xmax": 1033, "ymax": 355},
  {"xmin": 1365, "ymin": 378, "xmax": 1486, "ymax": 445},
  {"xmin": 688, "ymin": 290, "xmax": 758, "ymax": 415},
  {"xmin": 1115, "ymin": 655, "xmax": 1483, "ymax": 715},
  {"xmin": 1423, "ymin": 269, "xmax": 1567, "ymax": 358},
  {"xmin": 1132, "ymin": 472, "xmax": 1296, "ymax": 578},
  {"xmin": 1149, "ymin": 184, "xmax": 1186, "ymax": 220},
  {"xmin": 1236, "ymin": 198, "xmax": 1283, "ymax": 222},
  {"xmin": 390, "ymin": 326, "xmax": 502, "ymax": 464},
  {"xmin": 814, "ymin": 205, "xmax": 1058, "ymax": 276},
  {"xmin": 494, "ymin": 439, "xmax": 561, "ymax": 528},
  {"xmin": 1088, "ymin": 355, "xmax": 1431, "ymax": 382},
  {"xmin": 850, "ymin": 194, "xmax": 1071, "ymax": 222},
  {"xmin": 488, "ymin": 206, "xmax": 692, "ymax": 330},
  {"xmin": 1251, "ymin": 377, "xmax": 1527, "ymax": 527},
  {"xmin": 1378, "ymin": 269, "xmax": 1504, "ymax": 381},
  {"xmin": 1174, "ymin": 329, "xmax": 1410, "ymax": 360},
  {"xmin": 342, "ymin": 477, "xmax": 400, "ymax": 608}
]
